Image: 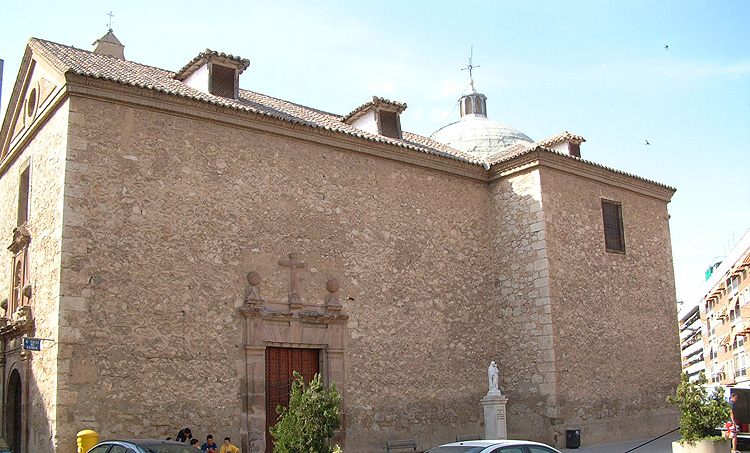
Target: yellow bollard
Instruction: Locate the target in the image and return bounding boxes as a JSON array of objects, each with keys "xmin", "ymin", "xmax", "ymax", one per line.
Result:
[{"xmin": 77, "ymin": 430, "xmax": 99, "ymax": 453}]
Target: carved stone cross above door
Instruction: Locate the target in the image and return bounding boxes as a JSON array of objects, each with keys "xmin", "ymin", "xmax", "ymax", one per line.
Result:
[{"xmin": 278, "ymin": 252, "xmax": 306, "ymax": 310}]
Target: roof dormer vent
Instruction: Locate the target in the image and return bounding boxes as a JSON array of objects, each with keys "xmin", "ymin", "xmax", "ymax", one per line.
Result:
[
  {"xmin": 537, "ymin": 131, "xmax": 586, "ymax": 158},
  {"xmin": 93, "ymin": 29, "xmax": 125, "ymax": 60},
  {"xmin": 343, "ymin": 97, "xmax": 407, "ymax": 139},
  {"xmin": 175, "ymin": 49, "xmax": 250, "ymax": 100}
]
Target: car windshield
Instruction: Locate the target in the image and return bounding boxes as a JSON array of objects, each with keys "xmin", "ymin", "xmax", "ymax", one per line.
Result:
[
  {"xmin": 140, "ymin": 445, "xmax": 200, "ymax": 453},
  {"xmin": 425, "ymin": 447, "xmax": 487, "ymax": 453}
]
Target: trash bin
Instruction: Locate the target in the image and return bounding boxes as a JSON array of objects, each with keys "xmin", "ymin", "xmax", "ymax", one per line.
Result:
[
  {"xmin": 566, "ymin": 429, "xmax": 581, "ymax": 449},
  {"xmin": 77, "ymin": 429, "xmax": 99, "ymax": 453}
]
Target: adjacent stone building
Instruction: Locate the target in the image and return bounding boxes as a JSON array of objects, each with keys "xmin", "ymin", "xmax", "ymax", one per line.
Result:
[{"xmin": 0, "ymin": 32, "xmax": 681, "ymax": 453}]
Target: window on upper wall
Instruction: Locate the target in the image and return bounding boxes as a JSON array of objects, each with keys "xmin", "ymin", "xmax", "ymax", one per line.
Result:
[
  {"xmin": 736, "ymin": 300, "xmax": 742, "ymax": 321},
  {"xmin": 727, "ymin": 275, "xmax": 740, "ymax": 294},
  {"xmin": 17, "ymin": 163, "xmax": 30, "ymax": 226},
  {"xmin": 601, "ymin": 199, "xmax": 625, "ymax": 253}
]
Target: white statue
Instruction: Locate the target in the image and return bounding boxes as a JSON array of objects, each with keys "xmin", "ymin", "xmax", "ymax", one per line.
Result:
[{"xmin": 488, "ymin": 361, "xmax": 499, "ymax": 393}]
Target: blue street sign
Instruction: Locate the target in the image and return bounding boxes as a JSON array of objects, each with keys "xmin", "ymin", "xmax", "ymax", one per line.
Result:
[{"xmin": 23, "ymin": 337, "xmax": 41, "ymax": 351}]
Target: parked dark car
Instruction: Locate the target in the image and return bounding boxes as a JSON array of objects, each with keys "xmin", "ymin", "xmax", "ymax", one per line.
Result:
[
  {"xmin": 425, "ymin": 439, "xmax": 563, "ymax": 453},
  {"xmin": 86, "ymin": 439, "xmax": 200, "ymax": 453}
]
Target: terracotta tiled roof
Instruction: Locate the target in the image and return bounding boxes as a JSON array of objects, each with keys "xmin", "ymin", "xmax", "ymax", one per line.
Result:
[
  {"xmin": 175, "ymin": 49, "xmax": 250, "ymax": 80},
  {"xmin": 486, "ymin": 143, "xmax": 675, "ymax": 190},
  {"xmin": 342, "ymin": 96, "xmax": 408, "ymax": 123},
  {"xmin": 485, "ymin": 131, "xmax": 585, "ymax": 164},
  {"xmin": 23, "ymin": 37, "xmax": 676, "ymax": 190},
  {"xmin": 536, "ymin": 131, "xmax": 586, "ymax": 147},
  {"xmin": 486, "ymin": 141, "xmax": 536, "ymax": 163},
  {"xmin": 28, "ymin": 38, "xmax": 477, "ymax": 164}
]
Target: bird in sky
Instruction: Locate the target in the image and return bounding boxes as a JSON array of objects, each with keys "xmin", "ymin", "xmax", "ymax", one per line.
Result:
[
  {"xmin": 664, "ymin": 45, "xmax": 669, "ymax": 50},
  {"xmin": 645, "ymin": 139, "xmax": 650, "ymax": 145}
]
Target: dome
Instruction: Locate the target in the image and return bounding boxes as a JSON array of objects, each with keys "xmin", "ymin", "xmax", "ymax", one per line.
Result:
[
  {"xmin": 430, "ymin": 116, "xmax": 533, "ymax": 158},
  {"xmin": 429, "ymin": 80, "xmax": 533, "ymax": 159}
]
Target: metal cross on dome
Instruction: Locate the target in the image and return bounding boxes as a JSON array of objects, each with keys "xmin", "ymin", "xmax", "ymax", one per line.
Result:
[
  {"xmin": 461, "ymin": 45, "xmax": 480, "ymax": 79},
  {"xmin": 107, "ymin": 11, "xmax": 114, "ymax": 31}
]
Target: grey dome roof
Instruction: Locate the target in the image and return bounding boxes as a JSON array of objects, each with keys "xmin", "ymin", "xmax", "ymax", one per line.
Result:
[
  {"xmin": 430, "ymin": 116, "xmax": 533, "ymax": 158},
  {"xmin": 429, "ymin": 80, "xmax": 533, "ymax": 159}
]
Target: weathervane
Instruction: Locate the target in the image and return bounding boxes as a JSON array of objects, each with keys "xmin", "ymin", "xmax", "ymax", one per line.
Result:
[
  {"xmin": 461, "ymin": 45, "xmax": 480, "ymax": 80},
  {"xmin": 107, "ymin": 11, "xmax": 114, "ymax": 31}
]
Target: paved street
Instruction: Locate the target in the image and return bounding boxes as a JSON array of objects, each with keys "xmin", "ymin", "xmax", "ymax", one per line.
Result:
[
  {"xmin": 559, "ymin": 432, "xmax": 748, "ymax": 453},
  {"xmin": 560, "ymin": 433, "xmax": 679, "ymax": 453}
]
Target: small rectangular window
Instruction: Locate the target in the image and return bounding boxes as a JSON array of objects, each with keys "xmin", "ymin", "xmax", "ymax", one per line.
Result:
[
  {"xmin": 569, "ymin": 142, "xmax": 581, "ymax": 158},
  {"xmin": 17, "ymin": 164, "xmax": 30, "ymax": 226},
  {"xmin": 602, "ymin": 199, "xmax": 625, "ymax": 253},
  {"xmin": 378, "ymin": 110, "xmax": 401, "ymax": 139},
  {"xmin": 210, "ymin": 64, "xmax": 236, "ymax": 98}
]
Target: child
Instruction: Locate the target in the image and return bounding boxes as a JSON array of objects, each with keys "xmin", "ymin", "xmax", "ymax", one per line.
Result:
[
  {"xmin": 220, "ymin": 437, "xmax": 240, "ymax": 453},
  {"xmin": 201, "ymin": 435, "xmax": 218, "ymax": 453},
  {"xmin": 176, "ymin": 428, "xmax": 193, "ymax": 443}
]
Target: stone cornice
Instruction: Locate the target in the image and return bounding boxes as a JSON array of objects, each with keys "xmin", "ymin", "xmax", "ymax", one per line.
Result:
[
  {"xmin": 238, "ymin": 306, "xmax": 348, "ymax": 325},
  {"xmin": 489, "ymin": 148, "xmax": 676, "ymax": 202},
  {"xmin": 0, "ymin": 47, "xmax": 35, "ymax": 155},
  {"xmin": 61, "ymin": 74, "xmax": 489, "ymax": 182},
  {"xmin": 0, "ymin": 59, "xmax": 69, "ymax": 177},
  {"xmin": 2, "ymin": 68, "xmax": 677, "ymax": 199}
]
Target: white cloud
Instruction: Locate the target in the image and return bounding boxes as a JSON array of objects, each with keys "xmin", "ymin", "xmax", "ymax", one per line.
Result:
[
  {"xmin": 430, "ymin": 78, "xmax": 471, "ymax": 100},
  {"xmin": 366, "ymin": 79, "xmax": 396, "ymax": 94}
]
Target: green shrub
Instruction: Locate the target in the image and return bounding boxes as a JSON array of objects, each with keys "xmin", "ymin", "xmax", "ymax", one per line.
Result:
[
  {"xmin": 667, "ymin": 372, "xmax": 730, "ymax": 443},
  {"xmin": 270, "ymin": 372, "xmax": 342, "ymax": 453}
]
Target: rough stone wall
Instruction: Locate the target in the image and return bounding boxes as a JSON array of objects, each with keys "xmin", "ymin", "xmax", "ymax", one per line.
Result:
[
  {"xmin": 540, "ymin": 166, "xmax": 680, "ymax": 444},
  {"xmin": 0, "ymin": 100, "xmax": 68, "ymax": 452},
  {"xmin": 59, "ymin": 95, "xmax": 498, "ymax": 452},
  {"xmin": 4, "ymin": 80, "xmax": 682, "ymax": 452},
  {"xmin": 489, "ymin": 168, "xmax": 557, "ymax": 443}
]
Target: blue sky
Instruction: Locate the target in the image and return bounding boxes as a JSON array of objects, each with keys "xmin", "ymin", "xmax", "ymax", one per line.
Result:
[{"xmin": 1, "ymin": 0, "xmax": 748, "ymax": 304}]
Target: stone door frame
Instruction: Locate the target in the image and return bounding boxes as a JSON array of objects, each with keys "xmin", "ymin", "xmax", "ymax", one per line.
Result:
[{"xmin": 239, "ymin": 310, "xmax": 347, "ymax": 452}]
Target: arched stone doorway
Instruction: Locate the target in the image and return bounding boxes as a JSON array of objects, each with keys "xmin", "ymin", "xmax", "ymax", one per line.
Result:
[{"xmin": 6, "ymin": 369, "xmax": 22, "ymax": 453}]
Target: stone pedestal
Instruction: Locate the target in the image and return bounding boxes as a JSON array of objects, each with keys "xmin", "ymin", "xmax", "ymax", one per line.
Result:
[{"xmin": 481, "ymin": 390, "xmax": 508, "ymax": 440}]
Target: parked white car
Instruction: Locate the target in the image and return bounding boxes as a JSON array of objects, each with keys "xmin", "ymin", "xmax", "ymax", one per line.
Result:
[{"xmin": 425, "ymin": 439, "xmax": 563, "ymax": 453}]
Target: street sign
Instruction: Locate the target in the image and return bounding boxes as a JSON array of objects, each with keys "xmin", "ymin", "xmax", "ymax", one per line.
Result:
[{"xmin": 23, "ymin": 337, "xmax": 41, "ymax": 351}]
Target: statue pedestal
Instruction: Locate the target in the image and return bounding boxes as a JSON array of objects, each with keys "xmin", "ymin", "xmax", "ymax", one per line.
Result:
[{"xmin": 481, "ymin": 391, "xmax": 508, "ymax": 440}]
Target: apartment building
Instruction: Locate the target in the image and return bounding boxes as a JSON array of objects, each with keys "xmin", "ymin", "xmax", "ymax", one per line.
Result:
[
  {"xmin": 697, "ymin": 230, "xmax": 750, "ymax": 386},
  {"xmin": 679, "ymin": 303, "xmax": 705, "ymax": 380}
]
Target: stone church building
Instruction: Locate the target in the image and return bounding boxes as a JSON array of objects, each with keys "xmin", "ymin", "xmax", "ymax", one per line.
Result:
[{"xmin": 0, "ymin": 31, "xmax": 681, "ymax": 452}]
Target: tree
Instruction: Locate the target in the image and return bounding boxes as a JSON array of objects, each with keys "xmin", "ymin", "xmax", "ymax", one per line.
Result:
[
  {"xmin": 667, "ymin": 372, "xmax": 730, "ymax": 443},
  {"xmin": 270, "ymin": 372, "xmax": 342, "ymax": 453}
]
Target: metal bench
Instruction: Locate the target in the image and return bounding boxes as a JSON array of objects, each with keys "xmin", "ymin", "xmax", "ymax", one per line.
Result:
[
  {"xmin": 387, "ymin": 439, "xmax": 418, "ymax": 452},
  {"xmin": 456, "ymin": 435, "xmax": 481, "ymax": 442}
]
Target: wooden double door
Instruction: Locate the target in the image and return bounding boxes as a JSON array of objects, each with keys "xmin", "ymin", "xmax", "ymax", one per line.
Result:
[{"xmin": 265, "ymin": 347, "xmax": 320, "ymax": 452}]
